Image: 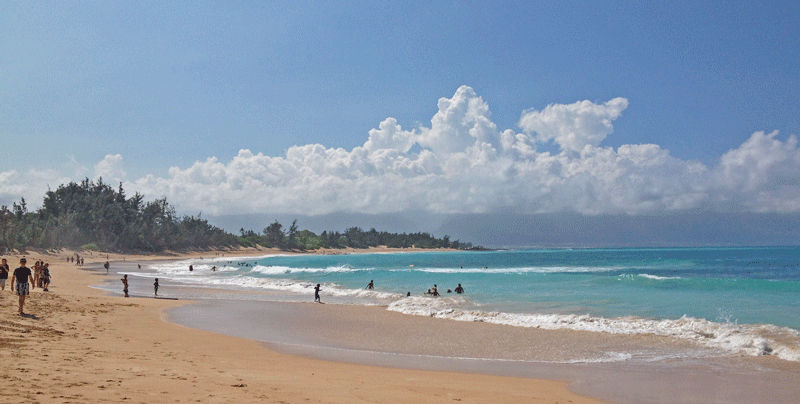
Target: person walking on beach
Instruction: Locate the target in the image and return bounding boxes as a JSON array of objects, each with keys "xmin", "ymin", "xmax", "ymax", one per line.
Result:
[
  {"xmin": 32, "ymin": 261, "xmax": 41, "ymax": 288},
  {"xmin": 154, "ymin": 278, "xmax": 159, "ymax": 297},
  {"xmin": 366, "ymin": 280, "xmax": 374, "ymax": 289},
  {"xmin": 11, "ymin": 258, "xmax": 35, "ymax": 315},
  {"xmin": 121, "ymin": 274, "xmax": 129, "ymax": 297},
  {"xmin": 41, "ymin": 263, "xmax": 51, "ymax": 292},
  {"xmin": 454, "ymin": 283, "xmax": 464, "ymax": 294},
  {"xmin": 0, "ymin": 258, "xmax": 9, "ymax": 291},
  {"xmin": 314, "ymin": 284, "xmax": 322, "ymax": 303},
  {"xmin": 104, "ymin": 261, "xmax": 110, "ymax": 273}
]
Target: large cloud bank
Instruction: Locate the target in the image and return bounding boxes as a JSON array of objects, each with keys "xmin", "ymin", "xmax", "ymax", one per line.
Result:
[{"xmin": 3, "ymin": 86, "xmax": 799, "ymax": 216}]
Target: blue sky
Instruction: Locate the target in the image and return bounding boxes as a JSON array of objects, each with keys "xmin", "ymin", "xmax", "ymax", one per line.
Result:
[{"xmin": 2, "ymin": 1, "xmax": 799, "ymax": 221}]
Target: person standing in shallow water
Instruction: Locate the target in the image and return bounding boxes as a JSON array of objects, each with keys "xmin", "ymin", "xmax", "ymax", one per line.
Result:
[
  {"xmin": 366, "ymin": 280, "xmax": 374, "ymax": 289},
  {"xmin": 121, "ymin": 274, "xmax": 129, "ymax": 297},
  {"xmin": 454, "ymin": 283, "xmax": 464, "ymax": 294},
  {"xmin": 154, "ymin": 278, "xmax": 159, "ymax": 297},
  {"xmin": 11, "ymin": 257, "xmax": 35, "ymax": 315},
  {"xmin": 104, "ymin": 261, "xmax": 110, "ymax": 273},
  {"xmin": 314, "ymin": 284, "xmax": 321, "ymax": 303}
]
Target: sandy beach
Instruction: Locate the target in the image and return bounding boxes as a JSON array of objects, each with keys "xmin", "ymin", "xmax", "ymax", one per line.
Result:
[{"xmin": 1, "ymin": 248, "xmax": 608, "ymax": 404}]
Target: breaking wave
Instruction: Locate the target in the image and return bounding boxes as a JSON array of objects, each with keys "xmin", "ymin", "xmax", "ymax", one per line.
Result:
[{"xmin": 387, "ymin": 297, "xmax": 800, "ymax": 362}]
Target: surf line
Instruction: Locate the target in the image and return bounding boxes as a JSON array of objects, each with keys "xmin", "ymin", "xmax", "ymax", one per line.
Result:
[{"xmin": 259, "ymin": 339, "xmax": 627, "ymax": 365}]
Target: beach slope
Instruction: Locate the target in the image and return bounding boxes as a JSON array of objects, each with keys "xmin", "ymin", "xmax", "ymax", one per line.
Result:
[{"xmin": 0, "ymin": 255, "xmax": 605, "ymax": 404}]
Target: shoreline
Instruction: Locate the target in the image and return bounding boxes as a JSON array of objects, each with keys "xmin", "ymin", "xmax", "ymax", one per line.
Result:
[
  {"xmin": 0, "ymin": 249, "xmax": 608, "ymax": 404},
  {"xmin": 5, "ymin": 248, "xmax": 800, "ymax": 403},
  {"xmin": 167, "ymin": 298, "xmax": 800, "ymax": 404}
]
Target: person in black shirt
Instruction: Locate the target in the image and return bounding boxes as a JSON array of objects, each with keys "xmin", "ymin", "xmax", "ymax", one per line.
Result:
[
  {"xmin": 0, "ymin": 258, "xmax": 9, "ymax": 291},
  {"xmin": 11, "ymin": 257, "xmax": 35, "ymax": 315},
  {"xmin": 121, "ymin": 274, "xmax": 129, "ymax": 298},
  {"xmin": 454, "ymin": 283, "xmax": 464, "ymax": 294}
]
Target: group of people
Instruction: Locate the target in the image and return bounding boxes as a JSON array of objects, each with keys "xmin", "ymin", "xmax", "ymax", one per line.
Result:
[
  {"xmin": 424, "ymin": 283, "xmax": 464, "ymax": 296},
  {"xmin": 27, "ymin": 260, "xmax": 52, "ymax": 291},
  {"xmin": 66, "ymin": 255, "xmax": 85, "ymax": 265},
  {"xmin": 2, "ymin": 258, "xmax": 51, "ymax": 291},
  {"xmin": 313, "ymin": 280, "xmax": 465, "ymax": 303},
  {"xmin": 367, "ymin": 280, "xmax": 464, "ymax": 295},
  {"xmin": 120, "ymin": 274, "xmax": 160, "ymax": 298}
]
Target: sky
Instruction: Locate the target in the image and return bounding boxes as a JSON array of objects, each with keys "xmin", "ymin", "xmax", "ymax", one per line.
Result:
[{"xmin": 2, "ymin": 1, "xmax": 800, "ymax": 232}]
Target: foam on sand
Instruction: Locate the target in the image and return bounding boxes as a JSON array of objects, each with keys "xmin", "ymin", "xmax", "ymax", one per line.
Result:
[{"xmin": 387, "ymin": 297, "xmax": 800, "ymax": 362}]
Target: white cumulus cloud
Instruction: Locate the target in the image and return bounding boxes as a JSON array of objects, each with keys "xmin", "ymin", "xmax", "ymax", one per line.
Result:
[
  {"xmin": 3, "ymin": 86, "xmax": 798, "ymax": 218},
  {"xmin": 710, "ymin": 131, "xmax": 800, "ymax": 212},
  {"xmin": 519, "ymin": 97, "xmax": 629, "ymax": 152},
  {"xmin": 94, "ymin": 154, "xmax": 127, "ymax": 183},
  {"xmin": 0, "ymin": 168, "xmax": 72, "ymax": 208},
  {"xmin": 119, "ymin": 86, "xmax": 799, "ymax": 217}
]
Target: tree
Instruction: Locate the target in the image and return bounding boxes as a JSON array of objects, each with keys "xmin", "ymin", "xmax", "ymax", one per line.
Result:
[
  {"xmin": 0, "ymin": 178, "xmax": 477, "ymax": 253},
  {"xmin": 264, "ymin": 220, "xmax": 285, "ymax": 248},
  {"xmin": 287, "ymin": 219, "xmax": 299, "ymax": 249}
]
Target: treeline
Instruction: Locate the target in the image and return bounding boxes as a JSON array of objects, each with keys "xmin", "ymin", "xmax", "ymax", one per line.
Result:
[
  {"xmin": 238, "ymin": 221, "xmax": 473, "ymax": 251},
  {"xmin": 0, "ymin": 179, "xmax": 236, "ymax": 252},
  {"xmin": 0, "ymin": 179, "xmax": 475, "ymax": 253}
]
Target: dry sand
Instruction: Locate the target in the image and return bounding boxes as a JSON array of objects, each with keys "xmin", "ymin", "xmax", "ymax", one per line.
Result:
[{"xmin": 0, "ymin": 249, "xmax": 606, "ymax": 404}]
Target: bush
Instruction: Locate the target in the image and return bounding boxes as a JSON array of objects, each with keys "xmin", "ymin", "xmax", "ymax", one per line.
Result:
[{"xmin": 81, "ymin": 243, "xmax": 100, "ymax": 251}]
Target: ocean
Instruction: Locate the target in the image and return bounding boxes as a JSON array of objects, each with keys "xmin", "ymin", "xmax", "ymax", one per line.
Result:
[{"xmin": 126, "ymin": 246, "xmax": 800, "ymax": 364}]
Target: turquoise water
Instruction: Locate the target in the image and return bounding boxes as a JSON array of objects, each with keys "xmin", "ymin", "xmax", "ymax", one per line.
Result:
[
  {"xmin": 240, "ymin": 247, "xmax": 800, "ymax": 328},
  {"xmin": 148, "ymin": 246, "xmax": 800, "ymax": 361}
]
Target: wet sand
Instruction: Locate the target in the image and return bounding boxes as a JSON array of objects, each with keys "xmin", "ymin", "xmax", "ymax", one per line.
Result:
[{"xmin": 168, "ymin": 299, "xmax": 800, "ymax": 404}]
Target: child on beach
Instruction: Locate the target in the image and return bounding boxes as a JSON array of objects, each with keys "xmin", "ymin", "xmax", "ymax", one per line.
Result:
[
  {"xmin": 154, "ymin": 278, "xmax": 159, "ymax": 297},
  {"xmin": 314, "ymin": 284, "xmax": 321, "ymax": 303},
  {"xmin": 121, "ymin": 274, "xmax": 129, "ymax": 297},
  {"xmin": 33, "ymin": 261, "xmax": 41, "ymax": 288}
]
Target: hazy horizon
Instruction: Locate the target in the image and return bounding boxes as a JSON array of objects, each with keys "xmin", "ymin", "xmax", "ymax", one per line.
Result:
[{"xmin": 205, "ymin": 211, "xmax": 800, "ymax": 249}]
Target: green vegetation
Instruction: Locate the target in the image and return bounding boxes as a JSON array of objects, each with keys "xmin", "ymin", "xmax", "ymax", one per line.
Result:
[
  {"xmin": 0, "ymin": 179, "xmax": 475, "ymax": 253},
  {"xmin": 239, "ymin": 220, "xmax": 472, "ymax": 251},
  {"xmin": 0, "ymin": 179, "xmax": 236, "ymax": 252},
  {"xmin": 80, "ymin": 243, "xmax": 100, "ymax": 251}
]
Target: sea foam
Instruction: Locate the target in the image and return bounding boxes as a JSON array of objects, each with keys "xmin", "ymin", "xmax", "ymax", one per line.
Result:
[{"xmin": 387, "ymin": 297, "xmax": 800, "ymax": 362}]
